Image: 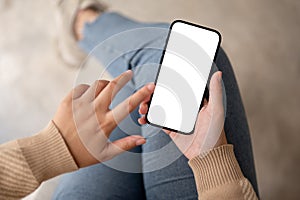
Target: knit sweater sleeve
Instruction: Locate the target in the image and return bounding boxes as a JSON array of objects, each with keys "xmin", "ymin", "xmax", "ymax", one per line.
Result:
[
  {"xmin": 0, "ymin": 121, "xmax": 78, "ymax": 199},
  {"xmin": 188, "ymin": 145, "xmax": 258, "ymax": 200}
]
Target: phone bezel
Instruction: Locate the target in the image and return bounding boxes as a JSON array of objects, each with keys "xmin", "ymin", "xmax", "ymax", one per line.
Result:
[{"xmin": 145, "ymin": 20, "xmax": 222, "ymax": 135}]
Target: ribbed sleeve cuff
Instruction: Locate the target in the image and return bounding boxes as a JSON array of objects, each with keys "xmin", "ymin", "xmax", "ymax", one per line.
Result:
[
  {"xmin": 188, "ymin": 145, "xmax": 243, "ymax": 192},
  {"xmin": 17, "ymin": 121, "xmax": 78, "ymax": 183}
]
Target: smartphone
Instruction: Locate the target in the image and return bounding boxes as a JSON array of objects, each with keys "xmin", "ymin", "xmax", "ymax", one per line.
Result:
[{"xmin": 146, "ymin": 20, "xmax": 221, "ymax": 134}]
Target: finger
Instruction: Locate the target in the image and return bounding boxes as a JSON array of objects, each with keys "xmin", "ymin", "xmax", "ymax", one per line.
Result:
[
  {"xmin": 141, "ymin": 95, "xmax": 151, "ymax": 104},
  {"xmin": 138, "ymin": 95, "xmax": 152, "ymax": 124},
  {"xmin": 94, "ymin": 80, "xmax": 110, "ymax": 97},
  {"xmin": 163, "ymin": 129, "xmax": 172, "ymax": 135},
  {"xmin": 169, "ymin": 131, "xmax": 179, "ymax": 141},
  {"xmin": 107, "ymin": 83, "xmax": 155, "ymax": 130},
  {"xmin": 138, "ymin": 95, "xmax": 151, "ymax": 115},
  {"xmin": 82, "ymin": 80, "xmax": 109, "ymax": 101},
  {"xmin": 69, "ymin": 84, "xmax": 90, "ymax": 100},
  {"xmin": 138, "ymin": 116, "xmax": 147, "ymax": 125},
  {"xmin": 95, "ymin": 70, "xmax": 133, "ymax": 109},
  {"xmin": 139, "ymin": 102, "xmax": 148, "ymax": 115},
  {"xmin": 208, "ymin": 72, "xmax": 223, "ymax": 110},
  {"xmin": 106, "ymin": 135, "xmax": 146, "ymax": 158}
]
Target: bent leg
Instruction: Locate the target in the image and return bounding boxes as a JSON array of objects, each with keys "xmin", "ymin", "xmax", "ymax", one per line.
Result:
[{"xmin": 52, "ymin": 164, "xmax": 145, "ymax": 200}]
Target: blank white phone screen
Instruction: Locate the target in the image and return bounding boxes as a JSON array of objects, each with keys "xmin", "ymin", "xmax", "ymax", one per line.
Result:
[{"xmin": 147, "ymin": 21, "xmax": 220, "ymax": 134}]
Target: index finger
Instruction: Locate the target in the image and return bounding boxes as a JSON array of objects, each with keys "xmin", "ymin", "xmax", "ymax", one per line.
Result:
[
  {"xmin": 95, "ymin": 70, "xmax": 133, "ymax": 109},
  {"xmin": 106, "ymin": 83, "xmax": 155, "ymax": 129}
]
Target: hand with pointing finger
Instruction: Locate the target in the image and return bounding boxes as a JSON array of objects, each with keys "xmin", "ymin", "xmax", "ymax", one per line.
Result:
[
  {"xmin": 53, "ymin": 70, "xmax": 155, "ymax": 167},
  {"xmin": 138, "ymin": 71, "xmax": 227, "ymax": 160}
]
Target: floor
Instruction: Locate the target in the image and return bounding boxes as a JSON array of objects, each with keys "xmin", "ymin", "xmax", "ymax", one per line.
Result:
[{"xmin": 0, "ymin": 0, "xmax": 299, "ymax": 199}]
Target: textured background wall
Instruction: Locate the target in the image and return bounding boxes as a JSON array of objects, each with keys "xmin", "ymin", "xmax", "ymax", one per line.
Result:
[{"xmin": 0, "ymin": 0, "xmax": 299, "ymax": 199}]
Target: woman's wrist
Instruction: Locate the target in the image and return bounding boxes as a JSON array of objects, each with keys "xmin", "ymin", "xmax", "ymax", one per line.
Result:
[
  {"xmin": 214, "ymin": 129, "xmax": 227, "ymax": 148},
  {"xmin": 52, "ymin": 120, "xmax": 99, "ymax": 168},
  {"xmin": 188, "ymin": 129, "xmax": 227, "ymax": 161}
]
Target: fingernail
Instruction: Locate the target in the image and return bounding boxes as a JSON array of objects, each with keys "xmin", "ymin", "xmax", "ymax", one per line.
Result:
[
  {"xmin": 136, "ymin": 138, "xmax": 146, "ymax": 146},
  {"xmin": 147, "ymin": 83, "xmax": 155, "ymax": 91}
]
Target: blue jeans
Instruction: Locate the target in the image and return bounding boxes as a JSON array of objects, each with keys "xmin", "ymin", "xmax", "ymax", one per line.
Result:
[{"xmin": 53, "ymin": 12, "xmax": 258, "ymax": 199}]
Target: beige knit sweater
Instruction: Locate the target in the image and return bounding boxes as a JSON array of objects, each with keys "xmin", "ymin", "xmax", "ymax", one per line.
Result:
[{"xmin": 0, "ymin": 122, "xmax": 258, "ymax": 199}]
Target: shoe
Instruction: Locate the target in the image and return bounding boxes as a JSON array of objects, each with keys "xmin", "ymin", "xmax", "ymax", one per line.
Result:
[{"xmin": 55, "ymin": 0, "xmax": 107, "ymax": 68}]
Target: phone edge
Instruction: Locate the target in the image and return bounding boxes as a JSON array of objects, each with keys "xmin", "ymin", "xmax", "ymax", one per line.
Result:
[{"xmin": 145, "ymin": 19, "xmax": 222, "ymax": 135}]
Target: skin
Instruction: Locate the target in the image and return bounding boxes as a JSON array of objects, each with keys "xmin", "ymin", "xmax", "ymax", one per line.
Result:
[
  {"xmin": 53, "ymin": 70, "xmax": 155, "ymax": 167},
  {"xmin": 138, "ymin": 72, "xmax": 227, "ymax": 160}
]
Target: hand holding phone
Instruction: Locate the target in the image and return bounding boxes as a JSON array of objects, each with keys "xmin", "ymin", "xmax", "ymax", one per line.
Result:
[
  {"xmin": 146, "ymin": 20, "xmax": 221, "ymax": 134},
  {"xmin": 139, "ymin": 71, "xmax": 227, "ymax": 159}
]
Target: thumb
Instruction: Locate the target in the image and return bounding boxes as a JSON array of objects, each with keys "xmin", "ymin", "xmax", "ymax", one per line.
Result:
[
  {"xmin": 200, "ymin": 71, "xmax": 225, "ymax": 152},
  {"xmin": 106, "ymin": 135, "xmax": 146, "ymax": 158},
  {"xmin": 208, "ymin": 71, "xmax": 224, "ymax": 111}
]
